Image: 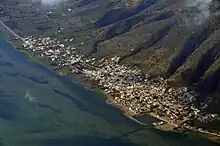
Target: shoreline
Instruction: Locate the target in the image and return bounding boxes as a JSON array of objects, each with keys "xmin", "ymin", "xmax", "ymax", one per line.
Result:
[
  {"xmin": 72, "ymin": 72, "xmax": 220, "ymax": 143},
  {"xmin": 105, "ymin": 94, "xmax": 148, "ymax": 126},
  {"xmin": 1, "ymin": 22, "xmax": 220, "ymax": 144},
  {"xmin": 106, "ymin": 93, "xmax": 220, "ymax": 143}
]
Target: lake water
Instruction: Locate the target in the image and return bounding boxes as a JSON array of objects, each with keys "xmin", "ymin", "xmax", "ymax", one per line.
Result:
[{"xmin": 0, "ymin": 36, "xmax": 218, "ymax": 146}]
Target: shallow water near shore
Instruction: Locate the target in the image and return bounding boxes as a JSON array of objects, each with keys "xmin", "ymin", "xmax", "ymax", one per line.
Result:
[{"xmin": 0, "ymin": 36, "xmax": 218, "ymax": 146}]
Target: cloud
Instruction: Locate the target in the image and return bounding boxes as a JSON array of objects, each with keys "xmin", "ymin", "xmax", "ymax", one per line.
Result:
[
  {"xmin": 183, "ymin": 0, "xmax": 212, "ymax": 27},
  {"xmin": 34, "ymin": 0, "xmax": 64, "ymax": 6}
]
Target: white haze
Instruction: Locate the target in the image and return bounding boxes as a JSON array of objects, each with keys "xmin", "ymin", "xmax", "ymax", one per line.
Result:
[
  {"xmin": 184, "ymin": 0, "xmax": 212, "ymax": 27},
  {"xmin": 34, "ymin": 0, "xmax": 64, "ymax": 6}
]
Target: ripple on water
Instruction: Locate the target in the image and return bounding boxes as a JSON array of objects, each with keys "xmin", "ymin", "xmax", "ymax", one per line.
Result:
[
  {"xmin": 37, "ymin": 102, "xmax": 62, "ymax": 114},
  {"xmin": 20, "ymin": 74, "xmax": 48, "ymax": 84},
  {"xmin": 4, "ymin": 72, "xmax": 19, "ymax": 77},
  {"xmin": 0, "ymin": 59, "xmax": 13, "ymax": 67}
]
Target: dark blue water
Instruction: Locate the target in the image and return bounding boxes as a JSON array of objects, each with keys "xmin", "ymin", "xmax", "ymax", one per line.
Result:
[{"xmin": 0, "ymin": 36, "xmax": 218, "ymax": 146}]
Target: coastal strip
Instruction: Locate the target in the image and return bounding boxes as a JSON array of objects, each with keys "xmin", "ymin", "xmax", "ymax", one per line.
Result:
[{"xmin": 1, "ymin": 20, "xmax": 220, "ymax": 143}]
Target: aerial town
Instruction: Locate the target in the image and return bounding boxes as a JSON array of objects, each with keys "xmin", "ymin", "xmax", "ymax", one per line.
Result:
[
  {"xmin": 21, "ymin": 36, "xmax": 220, "ymax": 135},
  {"xmin": 1, "ymin": 0, "xmax": 220, "ymax": 144},
  {"xmin": 0, "ymin": 0, "xmax": 220, "ymax": 139}
]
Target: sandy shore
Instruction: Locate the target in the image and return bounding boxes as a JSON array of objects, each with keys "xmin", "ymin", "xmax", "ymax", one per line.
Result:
[{"xmin": 105, "ymin": 94, "xmax": 148, "ymax": 126}]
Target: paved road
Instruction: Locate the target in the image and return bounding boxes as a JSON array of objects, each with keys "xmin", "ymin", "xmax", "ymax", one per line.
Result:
[{"xmin": 0, "ymin": 20, "xmax": 25, "ymax": 42}]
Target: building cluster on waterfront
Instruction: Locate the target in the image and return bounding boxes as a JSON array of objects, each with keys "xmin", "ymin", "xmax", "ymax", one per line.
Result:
[
  {"xmin": 22, "ymin": 36, "xmax": 92, "ymax": 70},
  {"xmin": 82, "ymin": 56, "xmax": 219, "ymax": 126},
  {"xmin": 21, "ymin": 36, "xmax": 219, "ymax": 132}
]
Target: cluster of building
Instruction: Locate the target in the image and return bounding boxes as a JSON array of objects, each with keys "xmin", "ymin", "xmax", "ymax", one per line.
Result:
[
  {"xmin": 21, "ymin": 36, "xmax": 219, "ymax": 132},
  {"xmin": 82, "ymin": 56, "xmax": 219, "ymax": 126},
  {"xmin": 22, "ymin": 36, "xmax": 87, "ymax": 69}
]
